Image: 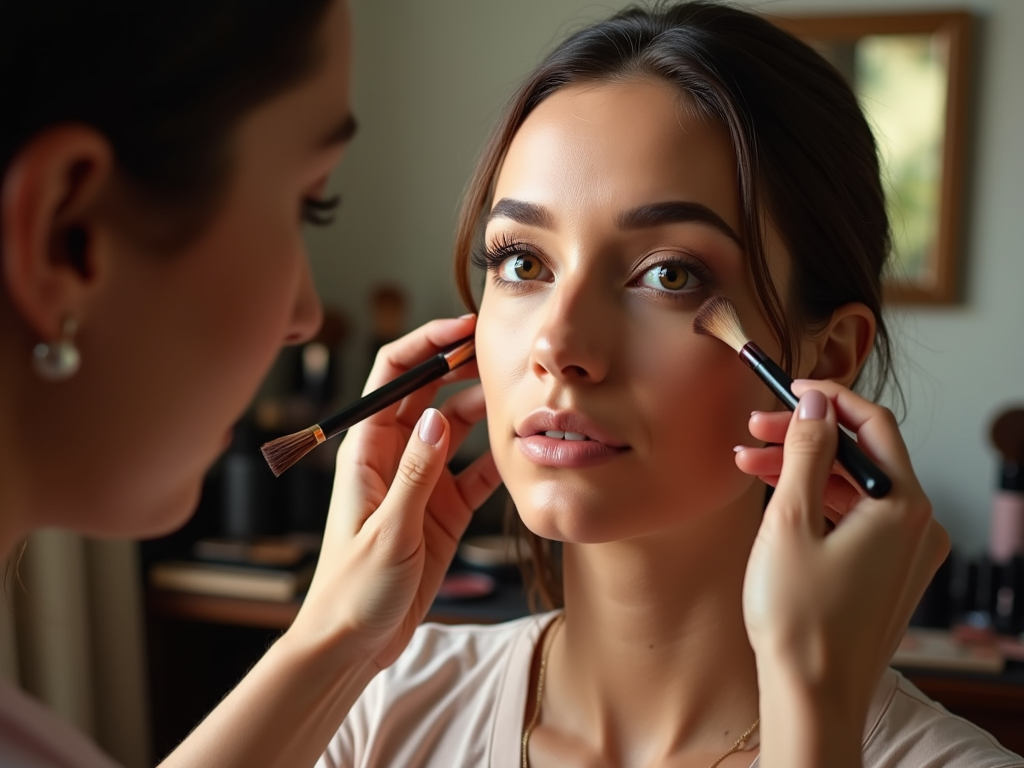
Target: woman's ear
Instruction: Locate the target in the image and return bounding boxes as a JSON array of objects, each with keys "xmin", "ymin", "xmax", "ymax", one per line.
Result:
[
  {"xmin": 1, "ymin": 124, "xmax": 114, "ymax": 342},
  {"xmin": 802, "ymin": 302, "xmax": 876, "ymax": 386}
]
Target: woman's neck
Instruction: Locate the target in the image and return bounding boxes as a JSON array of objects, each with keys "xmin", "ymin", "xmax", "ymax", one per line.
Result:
[{"xmin": 543, "ymin": 482, "xmax": 765, "ymax": 766}]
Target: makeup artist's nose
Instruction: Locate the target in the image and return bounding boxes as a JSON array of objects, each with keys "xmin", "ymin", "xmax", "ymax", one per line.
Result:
[
  {"xmin": 284, "ymin": 255, "xmax": 323, "ymax": 345},
  {"xmin": 530, "ymin": 280, "xmax": 612, "ymax": 384}
]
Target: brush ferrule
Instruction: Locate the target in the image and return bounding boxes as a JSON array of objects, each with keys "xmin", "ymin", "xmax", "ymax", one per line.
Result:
[
  {"xmin": 740, "ymin": 342, "xmax": 799, "ymax": 411},
  {"xmin": 443, "ymin": 338, "xmax": 476, "ymax": 370},
  {"xmin": 312, "ymin": 425, "xmax": 326, "ymax": 444}
]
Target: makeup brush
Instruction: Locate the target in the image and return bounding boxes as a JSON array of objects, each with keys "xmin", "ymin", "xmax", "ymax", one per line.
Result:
[
  {"xmin": 261, "ymin": 336, "xmax": 475, "ymax": 477},
  {"xmin": 692, "ymin": 296, "xmax": 892, "ymax": 499}
]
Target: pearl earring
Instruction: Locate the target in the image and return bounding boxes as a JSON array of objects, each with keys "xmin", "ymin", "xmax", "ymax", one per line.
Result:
[{"xmin": 32, "ymin": 317, "xmax": 81, "ymax": 382}]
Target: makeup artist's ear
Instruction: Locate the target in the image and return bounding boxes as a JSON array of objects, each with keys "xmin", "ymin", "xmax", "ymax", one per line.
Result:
[
  {"xmin": 801, "ymin": 302, "xmax": 876, "ymax": 387},
  {"xmin": 1, "ymin": 124, "xmax": 114, "ymax": 341}
]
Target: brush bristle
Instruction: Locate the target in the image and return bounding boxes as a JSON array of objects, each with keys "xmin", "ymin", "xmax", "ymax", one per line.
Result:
[
  {"xmin": 692, "ymin": 296, "xmax": 748, "ymax": 352},
  {"xmin": 260, "ymin": 428, "xmax": 320, "ymax": 477}
]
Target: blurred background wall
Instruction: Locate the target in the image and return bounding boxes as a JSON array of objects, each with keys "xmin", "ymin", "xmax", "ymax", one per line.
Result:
[{"xmin": 309, "ymin": 0, "xmax": 1024, "ymax": 557}]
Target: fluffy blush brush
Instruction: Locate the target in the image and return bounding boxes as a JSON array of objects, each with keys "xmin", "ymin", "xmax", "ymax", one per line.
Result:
[{"xmin": 692, "ymin": 296, "xmax": 892, "ymax": 499}]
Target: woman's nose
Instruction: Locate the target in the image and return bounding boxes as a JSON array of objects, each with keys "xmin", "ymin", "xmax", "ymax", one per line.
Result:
[
  {"xmin": 529, "ymin": 280, "xmax": 612, "ymax": 384},
  {"xmin": 283, "ymin": 256, "xmax": 323, "ymax": 345}
]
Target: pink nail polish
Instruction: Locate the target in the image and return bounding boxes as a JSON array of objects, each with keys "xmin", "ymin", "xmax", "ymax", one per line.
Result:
[
  {"xmin": 798, "ymin": 390, "xmax": 827, "ymax": 421},
  {"xmin": 418, "ymin": 408, "xmax": 444, "ymax": 445}
]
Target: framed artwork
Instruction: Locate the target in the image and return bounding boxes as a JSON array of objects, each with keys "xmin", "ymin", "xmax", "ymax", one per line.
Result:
[{"xmin": 771, "ymin": 11, "xmax": 972, "ymax": 304}]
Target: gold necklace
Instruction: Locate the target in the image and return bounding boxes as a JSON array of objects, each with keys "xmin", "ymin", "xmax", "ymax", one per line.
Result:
[{"xmin": 521, "ymin": 614, "xmax": 760, "ymax": 768}]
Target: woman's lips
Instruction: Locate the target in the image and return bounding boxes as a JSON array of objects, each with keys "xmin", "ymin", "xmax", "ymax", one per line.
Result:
[
  {"xmin": 516, "ymin": 434, "xmax": 628, "ymax": 468},
  {"xmin": 514, "ymin": 410, "xmax": 629, "ymax": 467}
]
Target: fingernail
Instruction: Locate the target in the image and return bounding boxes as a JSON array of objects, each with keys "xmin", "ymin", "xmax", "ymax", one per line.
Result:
[
  {"xmin": 458, "ymin": 313, "xmax": 476, "ymax": 320},
  {"xmin": 798, "ymin": 389, "xmax": 827, "ymax": 421},
  {"xmin": 418, "ymin": 408, "xmax": 444, "ymax": 445},
  {"xmin": 733, "ymin": 445, "xmax": 746, "ymax": 453}
]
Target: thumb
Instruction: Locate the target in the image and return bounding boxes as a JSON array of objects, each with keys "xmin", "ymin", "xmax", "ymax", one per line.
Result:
[
  {"xmin": 376, "ymin": 408, "xmax": 449, "ymax": 534},
  {"xmin": 770, "ymin": 388, "xmax": 837, "ymax": 535}
]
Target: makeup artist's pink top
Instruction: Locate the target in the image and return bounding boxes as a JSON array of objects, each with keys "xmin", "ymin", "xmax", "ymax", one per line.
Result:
[
  {"xmin": 0, "ymin": 678, "xmax": 121, "ymax": 768},
  {"xmin": 318, "ymin": 611, "xmax": 1024, "ymax": 768}
]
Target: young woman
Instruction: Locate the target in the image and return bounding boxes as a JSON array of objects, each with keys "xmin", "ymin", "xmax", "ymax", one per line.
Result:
[
  {"xmin": 317, "ymin": 3, "xmax": 1021, "ymax": 768},
  {"xmin": 1, "ymin": 1, "xmax": 499, "ymax": 767}
]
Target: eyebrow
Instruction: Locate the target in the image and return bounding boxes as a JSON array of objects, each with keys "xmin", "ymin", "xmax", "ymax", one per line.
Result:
[
  {"xmin": 616, "ymin": 201, "xmax": 741, "ymax": 245},
  {"xmin": 488, "ymin": 197, "xmax": 741, "ymax": 245},
  {"xmin": 319, "ymin": 113, "xmax": 358, "ymax": 148},
  {"xmin": 487, "ymin": 198, "xmax": 554, "ymax": 229}
]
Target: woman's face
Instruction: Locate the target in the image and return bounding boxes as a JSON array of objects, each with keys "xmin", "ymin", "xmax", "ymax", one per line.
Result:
[
  {"xmin": 476, "ymin": 78, "xmax": 784, "ymax": 543},
  {"xmin": 41, "ymin": 0, "xmax": 354, "ymax": 537}
]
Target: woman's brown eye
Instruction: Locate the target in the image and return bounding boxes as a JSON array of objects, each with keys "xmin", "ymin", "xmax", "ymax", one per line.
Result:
[
  {"xmin": 514, "ymin": 256, "xmax": 542, "ymax": 280},
  {"xmin": 656, "ymin": 265, "xmax": 689, "ymax": 290},
  {"xmin": 638, "ymin": 261, "xmax": 703, "ymax": 295}
]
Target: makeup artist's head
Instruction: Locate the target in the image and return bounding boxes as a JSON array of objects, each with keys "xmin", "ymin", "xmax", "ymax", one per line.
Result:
[
  {"xmin": 0, "ymin": 0, "xmax": 353, "ymax": 544},
  {"xmin": 453, "ymin": 1, "xmax": 896, "ymax": 607}
]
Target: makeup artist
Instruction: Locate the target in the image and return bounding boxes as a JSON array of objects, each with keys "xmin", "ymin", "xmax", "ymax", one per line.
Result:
[{"xmin": 0, "ymin": 2, "xmax": 499, "ymax": 767}]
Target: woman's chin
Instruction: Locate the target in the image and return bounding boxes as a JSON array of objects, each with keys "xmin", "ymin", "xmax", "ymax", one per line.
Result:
[
  {"xmin": 112, "ymin": 478, "xmax": 205, "ymax": 541},
  {"xmin": 517, "ymin": 508, "xmax": 626, "ymax": 545}
]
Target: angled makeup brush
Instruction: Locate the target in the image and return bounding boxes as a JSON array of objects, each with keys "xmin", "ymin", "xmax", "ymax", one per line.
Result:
[
  {"xmin": 693, "ymin": 296, "xmax": 892, "ymax": 499},
  {"xmin": 261, "ymin": 336, "xmax": 475, "ymax": 477}
]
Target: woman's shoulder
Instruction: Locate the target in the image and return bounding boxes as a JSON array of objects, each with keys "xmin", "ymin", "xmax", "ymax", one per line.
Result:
[
  {"xmin": 366, "ymin": 610, "xmax": 556, "ymax": 708},
  {"xmin": 317, "ymin": 611, "xmax": 559, "ymax": 768},
  {"xmin": 862, "ymin": 668, "xmax": 1024, "ymax": 767},
  {"xmin": 0, "ymin": 678, "xmax": 121, "ymax": 768},
  {"xmin": 391, "ymin": 611, "xmax": 554, "ymax": 673}
]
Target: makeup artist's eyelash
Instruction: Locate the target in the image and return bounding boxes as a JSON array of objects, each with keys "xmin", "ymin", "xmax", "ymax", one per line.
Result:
[{"xmin": 302, "ymin": 194, "xmax": 341, "ymax": 227}]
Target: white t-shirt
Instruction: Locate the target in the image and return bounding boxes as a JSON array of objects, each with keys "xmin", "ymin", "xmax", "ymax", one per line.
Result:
[
  {"xmin": 0, "ymin": 679, "xmax": 120, "ymax": 768},
  {"xmin": 319, "ymin": 612, "xmax": 1024, "ymax": 768}
]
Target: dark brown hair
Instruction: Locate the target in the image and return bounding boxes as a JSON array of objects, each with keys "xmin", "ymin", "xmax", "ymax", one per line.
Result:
[
  {"xmin": 452, "ymin": 1, "xmax": 899, "ymax": 610},
  {"xmin": 0, "ymin": 0, "xmax": 333, "ymax": 247}
]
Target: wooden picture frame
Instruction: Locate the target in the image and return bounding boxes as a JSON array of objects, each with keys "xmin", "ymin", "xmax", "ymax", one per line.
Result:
[{"xmin": 770, "ymin": 11, "xmax": 972, "ymax": 304}]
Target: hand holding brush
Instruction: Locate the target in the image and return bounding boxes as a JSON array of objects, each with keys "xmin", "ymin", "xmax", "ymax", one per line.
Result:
[
  {"xmin": 739, "ymin": 378, "xmax": 950, "ymax": 757},
  {"xmin": 692, "ymin": 295, "xmax": 891, "ymax": 499},
  {"xmin": 285, "ymin": 314, "xmax": 502, "ymax": 676},
  {"xmin": 696, "ymin": 295, "xmax": 950, "ymax": 749}
]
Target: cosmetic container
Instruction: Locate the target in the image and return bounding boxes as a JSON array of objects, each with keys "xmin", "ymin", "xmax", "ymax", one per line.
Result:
[
  {"xmin": 221, "ymin": 420, "xmax": 278, "ymax": 540},
  {"xmin": 994, "ymin": 554, "xmax": 1024, "ymax": 635},
  {"xmin": 910, "ymin": 549, "xmax": 953, "ymax": 628},
  {"xmin": 989, "ymin": 460, "xmax": 1024, "ymax": 564}
]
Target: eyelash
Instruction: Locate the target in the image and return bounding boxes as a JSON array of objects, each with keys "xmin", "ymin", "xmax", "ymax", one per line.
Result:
[
  {"xmin": 471, "ymin": 233, "xmax": 535, "ymax": 272},
  {"xmin": 472, "ymin": 234, "xmax": 718, "ymax": 299},
  {"xmin": 302, "ymin": 194, "xmax": 341, "ymax": 227}
]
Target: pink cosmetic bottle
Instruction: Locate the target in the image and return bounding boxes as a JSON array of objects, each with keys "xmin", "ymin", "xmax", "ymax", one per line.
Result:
[
  {"xmin": 989, "ymin": 408, "xmax": 1024, "ymax": 564},
  {"xmin": 989, "ymin": 461, "xmax": 1024, "ymax": 564}
]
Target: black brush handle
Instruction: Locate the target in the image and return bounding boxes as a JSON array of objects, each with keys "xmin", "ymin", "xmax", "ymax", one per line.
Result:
[
  {"xmin": 319, "ymin": 354, "xmax": 451, "ymax": 440},
  {"xmin": 740, "ymin": 343, "xmax": 892, "ymax": 499}
]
